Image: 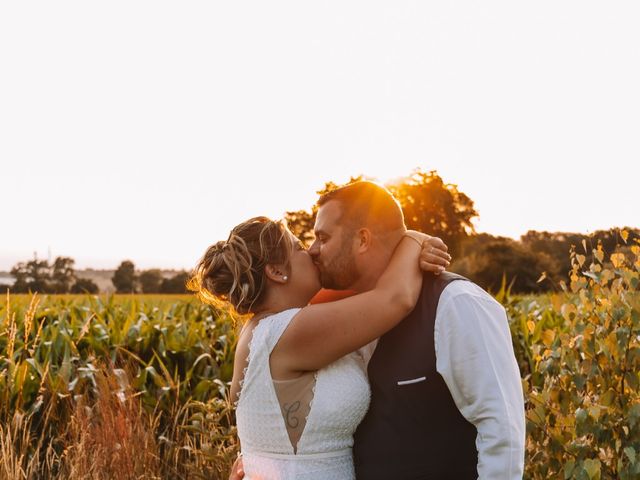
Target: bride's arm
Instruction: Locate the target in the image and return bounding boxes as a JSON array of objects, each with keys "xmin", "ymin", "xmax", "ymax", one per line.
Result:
[{"xmin": 274, "ymin": 231, "xmax": 427, "ymax": 372}]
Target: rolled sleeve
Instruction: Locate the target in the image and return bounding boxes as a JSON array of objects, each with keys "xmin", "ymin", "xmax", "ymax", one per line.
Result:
[{"xmin": 435, "ymin": 282, "xmax": 525, "ymax": 479}]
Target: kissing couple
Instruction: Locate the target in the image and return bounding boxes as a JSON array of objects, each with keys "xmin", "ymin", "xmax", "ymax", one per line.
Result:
[{"xmin": 191, "ymin": 181, "xmax": 525, "ymax": 479}]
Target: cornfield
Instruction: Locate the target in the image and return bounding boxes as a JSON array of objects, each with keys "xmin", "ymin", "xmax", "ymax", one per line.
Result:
[
  {"xmin": 0, "ymin": 294, "xmax": 239, "ymax": 479},
  {"xmin": 1, "ymin": 234, "xmax": 638, "ymax": 479}
]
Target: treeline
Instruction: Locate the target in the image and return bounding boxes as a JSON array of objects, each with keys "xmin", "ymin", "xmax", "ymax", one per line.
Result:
[
  {"xmin": 452, "ymin": 228, "xmax": 639, "ymax": 293},
  {"xmin": 111, "ymin": 261, "xmax": 189, "ymax": 294},
  {"xmin": 285, "ymin": 170, "xmax": 639, "ymax": 294},
  {"xmin": 4, "ymin": 258, "xmax": 189, "ymax": 294},
  {"xmin": 4, "ymin": 169, "xmax": 637, "ymax": 295}
]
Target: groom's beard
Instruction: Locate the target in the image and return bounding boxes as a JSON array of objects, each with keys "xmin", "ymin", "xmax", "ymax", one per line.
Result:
[{"xmin": 318, "ymin": 239, "xmax": 359, "ymax": 290}]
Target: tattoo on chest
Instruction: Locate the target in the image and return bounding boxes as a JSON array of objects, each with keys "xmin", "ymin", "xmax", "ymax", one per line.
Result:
[{"xmin": 282, "ymin": 401, "xmax": 301, "ymax": 429}]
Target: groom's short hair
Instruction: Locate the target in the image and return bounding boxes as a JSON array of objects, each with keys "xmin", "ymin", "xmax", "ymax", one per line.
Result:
[{"xmin": 316, "ymin": 181, "xmax": 405, "ymax": 233}]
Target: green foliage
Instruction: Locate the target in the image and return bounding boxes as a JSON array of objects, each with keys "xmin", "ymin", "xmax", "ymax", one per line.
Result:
[
  {"xmin": 453, "ymin": 234, "xmax": 555, "ymax": 293},
  {"xmin": 284, "ymin": 209, "xmax": 316, "ymax": 246},
  {"xmin": 388, "ymin": 169, "xmax": 478, "ymax": 256},
  {"xmin": 70, "ymin": 278, "xmax": 99, "ymax": 294},
  {"xmin": 9, "ymin": 257, "xmax": 80, "ymax": 294},
  {"xmin": 0, "ymin": 293, "xmax": 239, "ymax": 478},
  {"xmin": 520, "ymin": 228, "xmax": 640, "ymax": 287},
  {"xmin": 159, "ymin": 271, "xmax": 190, "ymax": 294},
  {"xmin": 139, "ymin": 269, "xmax": 164, "ymax": 294},
  {"xmin": 506, "ymin": 233, "xmax": 640, "ymax": 479},
  {"xmin": 111, "ymin": 260, "xmax": 138, "ymax": 293},
  {"xmin": 50, "ymin": 257, "xmax": 77, "ymax": 294},
  {"xmin": 10, "ymin": 259, "xmax": 53, "ymax": 293},
  {"xmin": 2, "ymin": 229, "xmax": 639, "ymax": 478}
]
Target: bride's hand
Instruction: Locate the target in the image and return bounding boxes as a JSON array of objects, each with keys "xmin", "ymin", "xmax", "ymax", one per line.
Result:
[{"xmin": 404, "ymin": 231, "xmax": 451, "ymax": 275}]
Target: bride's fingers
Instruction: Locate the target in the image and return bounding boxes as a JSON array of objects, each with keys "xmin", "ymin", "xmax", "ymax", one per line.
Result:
[
  {"xmin": 420, "ymin": 259, "xmax": 445, "ymax": 274},
  {"xmin": 419, "ymin": 251, "xmax": 449, "ymax": 265},
  {"xmin": 424, "ymin": 235, "xmax": 449, "ymax": 253},
  {"xmin": 420, "ymin": 243, "xmax": 451, "ymax": 263},
  {"xmin": 419, "ymin": 245, "xmax": 451, "ymax": 275},
  {"xmin": 421, "ymin": 248, "xmax": 451, "ymax": 265}
]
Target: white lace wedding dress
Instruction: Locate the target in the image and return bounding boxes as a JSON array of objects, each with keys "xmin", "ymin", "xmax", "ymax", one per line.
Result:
[{"xmin": 235, "ymin": 308, "xmax": 371, "ymax": 479}]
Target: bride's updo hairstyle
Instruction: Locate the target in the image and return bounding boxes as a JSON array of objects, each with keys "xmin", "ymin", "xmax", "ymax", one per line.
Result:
[{"xmin": 189, "ymin": 217, "xmax": 294, "ymax": 315}]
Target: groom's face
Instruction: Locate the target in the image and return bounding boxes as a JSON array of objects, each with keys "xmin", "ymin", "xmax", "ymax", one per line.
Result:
[{"xmin": 308, "ymin": 200, "xmax": 360, "ymax": 290}]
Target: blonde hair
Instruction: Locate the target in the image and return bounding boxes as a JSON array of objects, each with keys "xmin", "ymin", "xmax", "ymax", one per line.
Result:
[{"xmin": 188, "ymin": 217, "xmax": 294, "ymax": 315}]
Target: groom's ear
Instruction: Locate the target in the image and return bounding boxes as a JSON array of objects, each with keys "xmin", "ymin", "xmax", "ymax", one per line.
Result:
[
  {"xmin": 355, "ymin": 228, "xmax": 373, "ymax": 254},
  {"xmin": 265, "ymin": 264, "xmax": 288, "ymax": 284}
]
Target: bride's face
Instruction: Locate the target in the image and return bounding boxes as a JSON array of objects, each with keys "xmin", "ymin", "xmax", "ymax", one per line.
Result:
[{"xmin": 285, "ymin": 231, "xmax": 322, "ymax": 301}]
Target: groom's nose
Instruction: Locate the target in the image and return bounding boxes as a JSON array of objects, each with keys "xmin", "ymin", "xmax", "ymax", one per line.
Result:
[{"xmin": 308, "ymin": 240, "xmax": 320, "ymax": 259}]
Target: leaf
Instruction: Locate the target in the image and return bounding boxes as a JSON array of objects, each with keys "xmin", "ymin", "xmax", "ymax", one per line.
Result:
[
  {"xmin": 624, "ymin": 447, "xmax": 636, "ymax": 464},
  {"xmin": 583, "ymin": 458, "xmax": 601, "ymax": 479},
  {"xmin": 542, "ymin": 329, "xmax": 555, "ymax": 347},
  {"xmin": 594, "ymin": 248, "xmax": 604, "ymax": 264},
  {"xmin": 621, "ymin": 229, "xmax": 629, "ymax": 243},
  {"xmin": 611, "ymin": 252, "xmax": 625, "ymax": 268},
  {"xmin": 600, "ymin": 388, "xmax": 616, "ymax": 406},
  {"xmin": 576, "ymin": 254, "xmax": 586, "ymax": 267},
  {"xmin": 583, "ymin": 271, "xmax": 599, "ymax": 281},
  {"xmin": 564, "ymin": 459, "xmax": 576, "ymax": 479},
  {"xmin": 561, "ymin": 304, "xmax": 577, "ymax": 322}
]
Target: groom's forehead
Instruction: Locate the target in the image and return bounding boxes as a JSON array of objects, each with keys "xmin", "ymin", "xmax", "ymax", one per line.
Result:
[{"xmin": 314, "ymin": 200, "xmax": 344, "ymax": 231}]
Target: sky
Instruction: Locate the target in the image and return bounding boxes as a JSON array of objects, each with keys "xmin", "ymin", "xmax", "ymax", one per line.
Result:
[{"xmin": 1, "ymin": 1, "xmax": 638, "ymax": 271}]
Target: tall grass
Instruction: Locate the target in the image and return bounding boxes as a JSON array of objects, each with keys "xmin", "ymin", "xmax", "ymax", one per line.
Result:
[{"xmin": 0, "ymin": 292, "xmax": 238, "ymax": 479}]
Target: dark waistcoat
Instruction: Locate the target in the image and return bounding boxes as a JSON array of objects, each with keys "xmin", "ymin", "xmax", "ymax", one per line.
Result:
[{"xmin": 353, "ymin": 272, "xmax": 478, "ymax": 480}]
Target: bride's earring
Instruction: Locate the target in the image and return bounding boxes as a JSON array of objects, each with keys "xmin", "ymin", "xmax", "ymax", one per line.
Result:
[{"xmin": 283, "ymin": 275, "xmax": 288, "ymax": 282}]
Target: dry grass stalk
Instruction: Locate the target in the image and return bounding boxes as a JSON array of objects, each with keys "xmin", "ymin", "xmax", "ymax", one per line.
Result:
[
  {"xmin": 0, "ymin": 412, "xmax": 41, "ymax": 480},
  {"xmin": 22, "ymin": 294, "xmax": 40, "ymax": 348},
  {"xmin": 60, "ymin": 364, "xmax": 162, "ymax": 480},
  {"xmin": 75, "ymin": 313, "xmax": 95, "ymax": 344},
  {"xmin": 6, "ymin": 312, "xmax": 17, "ymax": 360}
]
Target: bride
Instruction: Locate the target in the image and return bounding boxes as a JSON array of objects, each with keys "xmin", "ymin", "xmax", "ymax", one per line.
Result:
[{"xmin": 190, "ymin": 216, "xmax": 448, "ymax": 479}]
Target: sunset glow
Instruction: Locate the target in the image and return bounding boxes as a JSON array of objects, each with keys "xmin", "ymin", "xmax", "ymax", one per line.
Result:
[{"xmin": 2, "ymin": 1, "xmax": 638, "ymax": 271}]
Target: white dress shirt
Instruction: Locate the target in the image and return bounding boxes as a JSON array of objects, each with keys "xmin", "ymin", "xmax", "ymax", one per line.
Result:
[
  {"xmin": 359, "ymin": 280, "xmax": 526, "ymax": 479},
  {"xmin": 435, "ymin": 280, "xmax": 525, "ymax": 479}
]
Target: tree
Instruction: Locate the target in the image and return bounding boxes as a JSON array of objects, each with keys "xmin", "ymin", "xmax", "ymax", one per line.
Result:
[
  {"xmin": 71, "ymin": 278, "xmax": 99, "ymax": 294},
  {"xmin": 112, "ymin": 261, "xmax": 138, "ymax": 293},
  {"xmin": 285, "ymin": 171, "xmax": 479, "ymax": 257},
  {"xmin": 520, "ymin": 227, "xmax": 640, "ymax": 285},
  {"xmin": 388, "ymin": 169, "xmax": 478, "ymax": 257},
  {"xmin": 160, "ymin": 271, "xmax": 190, "ymax": 294},
  {"xmin": 452, "ymin": 235, "xmax": 554, "ymax": 293},
  {"xmin": 10, "ymin": 259, "xmax": 51, "ymax": 293},
  {"xmin": 50, "ymin": 256, "xmax": 76, "ymax": 293},
  {"xmin": 284, "ymin": 210, "xmax": 316, "ymax": 246},
  {"xmin": 139, "ymin": 269, "xmax": 164, "ymax": 294}
]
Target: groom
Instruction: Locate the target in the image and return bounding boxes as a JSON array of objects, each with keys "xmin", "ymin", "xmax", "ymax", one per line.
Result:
[
  {"xmin": 231, "ymin": 181, "xmax": 525, "ymax": 478},
  {"xmin": 310, "ymin": 181, "xmax": 524, "ymax": 479}
]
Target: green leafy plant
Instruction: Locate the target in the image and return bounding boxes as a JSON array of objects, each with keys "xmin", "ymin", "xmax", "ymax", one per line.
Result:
[{"xmin": 510, "ymin": 232, "xmax": 640, "ymax": 479}]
